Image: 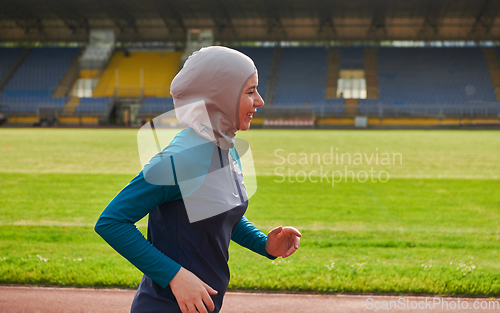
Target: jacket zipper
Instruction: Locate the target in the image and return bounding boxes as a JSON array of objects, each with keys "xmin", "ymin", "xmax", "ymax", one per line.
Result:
[{"xmin": 218, "ymin": 147, "xmax": 239, "ymax": 198}]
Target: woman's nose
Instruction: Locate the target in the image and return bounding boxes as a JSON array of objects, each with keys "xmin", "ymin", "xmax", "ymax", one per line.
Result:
[{"xmin": 255, "ymin": 93, "xmax": 264, "ymax": 107}]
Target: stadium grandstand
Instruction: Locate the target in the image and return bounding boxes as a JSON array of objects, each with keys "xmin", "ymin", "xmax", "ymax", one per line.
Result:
[{"xmin": 1, "ymin": 0, "xmax": 500, "ymax": 128}]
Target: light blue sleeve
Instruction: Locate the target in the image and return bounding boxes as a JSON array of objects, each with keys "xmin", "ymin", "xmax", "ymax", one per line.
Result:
[
  {"xmin": 231, "ymin": 216, "xmax": 277, "ymax": 260},
  {"xmin": 95, "ymin": 168, "xmax": 183, "ymax": 288},
  {"xmin": 95, "ymin": 128, "xmax": 214, "ymax": 288},
  {"xmin": 229, "ymin": 147, "xmax": 275, "ymax": 259}
]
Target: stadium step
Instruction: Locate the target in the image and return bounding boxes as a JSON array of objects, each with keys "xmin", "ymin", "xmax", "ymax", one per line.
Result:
[
  {"xmin": 364, "ymin": 48, "xmax": 379, "ymax": 98},
  {"xmin": 0, "ymin": 48, "xmax": 31, "ymax": 92},
  {"xmin": 345, "ymin": 98, "xmax": 359, "ymax": 115},
  {"xmin": 264, "ymin": 45, "xmax": 282, "ymax": 106},
  {"xmin": 79, "ymin": 70, "xmax": 101, "ymax": 79},
  {"xmin": 483, "ymin": 48, "xmax": 500, "ymax": 101},
  {"xmin": 61, "ymin": 97, "xmax": 81, "ymax": 116},
  {"xmin": 53, "ymin": 51, "xmax": 81, "ymax": 97},
  {"xmin": 325, "ymin": 49, "xmax": 340, "ymax": 98}
]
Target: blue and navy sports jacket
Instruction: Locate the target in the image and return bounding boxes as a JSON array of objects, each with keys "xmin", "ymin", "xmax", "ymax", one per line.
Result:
[{"xmin": 95, "ymin": 128, "xmax": 275, "ymax": 312}]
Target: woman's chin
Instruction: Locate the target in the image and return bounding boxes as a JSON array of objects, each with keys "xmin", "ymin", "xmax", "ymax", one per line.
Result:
[{"xmin": 238, "ymin": 121, "xmax": 251, "ymax": 131}]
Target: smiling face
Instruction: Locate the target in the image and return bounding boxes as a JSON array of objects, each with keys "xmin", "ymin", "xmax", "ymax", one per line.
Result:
[{"xmin": 238, "ymin": 73, "xmax": 264, "ymax": 131}]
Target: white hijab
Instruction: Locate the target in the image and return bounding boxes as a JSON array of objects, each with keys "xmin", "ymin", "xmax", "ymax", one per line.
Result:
[{"xmin": 170, "ymin": 46, "xmax": 256, "ymax": 150}]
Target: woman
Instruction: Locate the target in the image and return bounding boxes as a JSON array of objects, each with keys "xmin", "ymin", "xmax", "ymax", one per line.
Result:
[{"xmin": 95, "ymin": 46, "xmax": 301, "ymax": 313}]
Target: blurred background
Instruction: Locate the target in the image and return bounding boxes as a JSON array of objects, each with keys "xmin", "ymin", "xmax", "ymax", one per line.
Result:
[
  {"xmin": 0, "ymin": 0, "xmax": 499, "ymax": 128},
  {"xmin": 1, "ymin": 0, "xmax": 500, "ymax": 298}
]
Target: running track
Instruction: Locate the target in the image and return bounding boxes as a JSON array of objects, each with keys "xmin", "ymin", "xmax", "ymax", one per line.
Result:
[{"xmin": 0, "ymin": 286, "xmax": 498, "ymax": 313}]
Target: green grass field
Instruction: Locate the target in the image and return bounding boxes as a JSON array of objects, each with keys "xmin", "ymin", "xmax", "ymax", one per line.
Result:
[{"xmin": 1, "ymin": 129, "xmax": 499, "ymax": 296}]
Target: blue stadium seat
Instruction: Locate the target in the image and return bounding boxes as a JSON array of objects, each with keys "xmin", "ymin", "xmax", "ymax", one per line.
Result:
[
  {"xmin": 139, "ymin": 97, "xmax": 174, "ymax": 114},
  {"xmin": 2, "ymin": 47, "xmax": 79, "ymax": 114},
  {"xmin": 76, "ymin": 97, "xmax": 112, "ymax": 114},
  {"xmin": 372, "ymin": 47, "xmax": 496, "ymax": 105},
  {"xmin": 4, "ymin": 47, "xmax": 79, "ymax": 95},
  {"xmin": 0, "ymin": 48, "xmax": 26, "ymax": 82},
  {"xmin": 231, "ymin": 47, "xmax": 274, "ymax": 101},
  {"xmin": 359, "ymin": 47, "xmax": 498, "ymax": 118},
  {"xmin": 274, "ymin": 47, "xmax": 328, "ymax": 106},
  {"xmin": 339, "ymin": 47, "xmax": 365, "ymax": 69}
]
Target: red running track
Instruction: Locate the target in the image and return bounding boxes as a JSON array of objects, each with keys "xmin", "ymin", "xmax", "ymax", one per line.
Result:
[{"xmin": 0, "ymin": 286, "xmax": 498, "ymax": 313}]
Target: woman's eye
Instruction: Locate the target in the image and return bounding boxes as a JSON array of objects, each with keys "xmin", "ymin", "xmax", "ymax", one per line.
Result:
[{"xmin": 248, "ymin": 92, "xmax": 254, "ymax": 95}]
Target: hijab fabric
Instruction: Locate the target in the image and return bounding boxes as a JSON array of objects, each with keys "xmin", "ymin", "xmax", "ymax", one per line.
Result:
[{"xmin": 170, "ymin": 46, "xmax": 257, "ymax": 150}]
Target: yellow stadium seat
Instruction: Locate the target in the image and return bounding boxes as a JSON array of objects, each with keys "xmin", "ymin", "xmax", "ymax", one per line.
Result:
[{"xmin": 93, "ymin": 51, "xmax": 182, "ymax": 97}]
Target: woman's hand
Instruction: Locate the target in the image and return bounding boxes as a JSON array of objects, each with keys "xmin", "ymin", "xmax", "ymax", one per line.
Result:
[
  {"xmin": 265, "ymin": 226, "xmax": 302, "ymax": 258},
  {"xmin": 169, "ymin": 267, "xmax": 218, "ymax": 313}
]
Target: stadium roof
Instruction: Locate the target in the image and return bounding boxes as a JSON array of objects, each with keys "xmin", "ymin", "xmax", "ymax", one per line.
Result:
[{"xmin": 1, "ymin": 0, "xmax": 500, "ymax": 43}]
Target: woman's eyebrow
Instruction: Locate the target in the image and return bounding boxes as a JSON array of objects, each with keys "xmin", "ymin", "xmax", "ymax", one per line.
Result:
[{"xmin": 246, "ymin": 85, "xmax": 257, "ymax": 91}]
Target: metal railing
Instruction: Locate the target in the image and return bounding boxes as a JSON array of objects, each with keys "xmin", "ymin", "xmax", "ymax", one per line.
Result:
[
  {"xmin": 91, "ymin": 86, "xmax": 171, "ymax": 98},
  {"xmin": 3, "ymin": 98, "xmax": 500, "ymax": 125},
  {"xmin": 1, "ymin": 101, "xmax": 114, "ymax": 118},
  {"xmin": 357, "ymin": 103, "xmax": 500, "ymax": 119},
  {"xmin": 259, "ymin": 103, "xmax": 500, "ymax": 120},
  {"xmin": 256, "ymin": 106, "xmax": 316, "ymax": 119}
]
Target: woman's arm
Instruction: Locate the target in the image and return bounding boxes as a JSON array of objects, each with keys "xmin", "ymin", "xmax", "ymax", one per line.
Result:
[
  {"xmin": 229, "ymin": 148, "xmax": 301, "ymax": 259},
  {"xmin": 96, "ymin": 136, "xmax": 220, "ymax": 313},
  {"xmin": 231, "ymin": 216, "xmax": 277, "ymax": 259},
  {"xmin": 231, "ymin": 216, "xmax": 301, "ymax": 259},
  {"xmin": 94, "ymin": 170, "xmax": 182, "ymax": 288}
]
